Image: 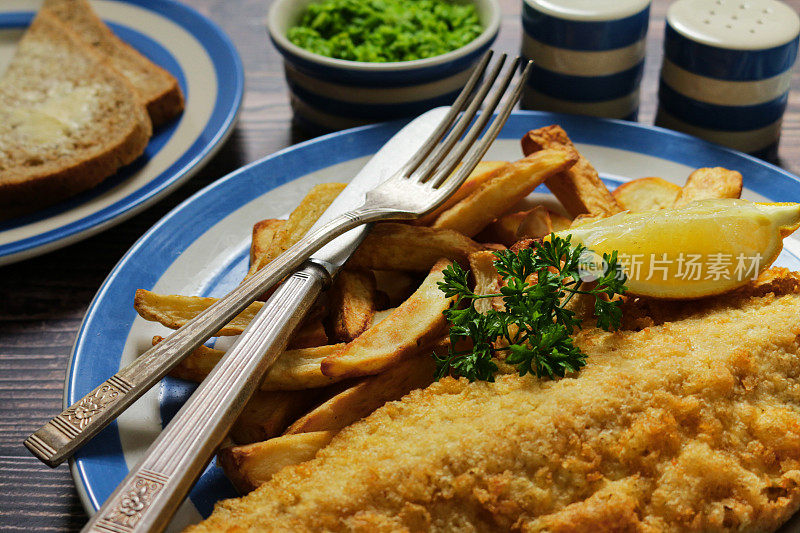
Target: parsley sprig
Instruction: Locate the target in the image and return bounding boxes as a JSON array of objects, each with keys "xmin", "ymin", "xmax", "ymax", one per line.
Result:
[{"xmin": 434, "ymin": 234, "xmax": 627, "ymax": 382}]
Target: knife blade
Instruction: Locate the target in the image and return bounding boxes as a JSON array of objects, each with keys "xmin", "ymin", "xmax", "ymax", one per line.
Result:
[{"xmin": 306, "ymin": 105, "xmax": 450, "ymax": 272}]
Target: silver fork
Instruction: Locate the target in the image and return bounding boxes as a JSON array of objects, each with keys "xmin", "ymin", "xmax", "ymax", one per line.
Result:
[{"xmin": 68, "ymin": 53, "xmax": 530, "ymax": 533}]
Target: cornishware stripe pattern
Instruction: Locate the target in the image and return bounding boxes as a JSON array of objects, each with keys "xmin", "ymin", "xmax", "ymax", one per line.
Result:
[
  {"xmin": 520, "ymin": 0, "xmax": 650, "ymax": 120},
  {"xmin": 656, "ymin": 0, "xmax": 800, "ymax": 158},
  {"xmin": 267, "ymin": 0, "xmax": 500, "ymax": 133}
]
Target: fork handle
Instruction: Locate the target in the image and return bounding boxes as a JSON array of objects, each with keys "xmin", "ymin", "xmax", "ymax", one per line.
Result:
[
  {"xmin": 25, "ymin": 206, "xmax": 395, "ymax": 467},
  {"xmin": 81, "ymin": 263, "xmax": 328, "ymax": 533}
]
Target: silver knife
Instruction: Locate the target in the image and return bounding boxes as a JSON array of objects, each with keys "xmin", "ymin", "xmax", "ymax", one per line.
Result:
[{"xmin": 79, "ymin": 107, "xmax": 452, "ymax": 533}]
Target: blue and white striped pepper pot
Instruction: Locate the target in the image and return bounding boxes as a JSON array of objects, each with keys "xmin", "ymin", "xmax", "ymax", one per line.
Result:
[
  {"xmin": 656, "ymin": 0, "xmax": 799, "ymax": 159},
  {"xmin": 521, "ymin": 0, "xmax": 651, "ymax": 120}
]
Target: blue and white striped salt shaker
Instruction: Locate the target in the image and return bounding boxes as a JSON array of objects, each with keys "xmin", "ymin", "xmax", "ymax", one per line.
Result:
[
  {"xmin": 520, "ymin": 0, "xmax": 651, "ymax": 120},
  {"xmin": 656, "ymin": 0, "xmax": 799, "ymax": 160}
]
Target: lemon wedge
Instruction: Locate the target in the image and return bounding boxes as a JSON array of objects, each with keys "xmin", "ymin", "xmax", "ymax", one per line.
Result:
[{"xmin": 557, "ymin": 199, "xmax": 800, "ymax": 299}]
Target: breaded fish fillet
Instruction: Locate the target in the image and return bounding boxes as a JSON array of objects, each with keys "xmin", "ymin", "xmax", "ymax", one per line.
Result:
[{"xmin": 188, "ymin": 270, "xmax": 800, "ymax": 532}]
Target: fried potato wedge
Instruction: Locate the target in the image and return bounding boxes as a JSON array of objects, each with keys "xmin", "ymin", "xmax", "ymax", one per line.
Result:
[
  {"xmin": 475, "ymin": 209, "xmax": 532, "ymax": 246},
  {"xmin": 432, "ymin": 149, "xmax": 578, "ymax": 236},
  {"xmin": 369, "ymin": 307, "xmax": 395, "ymax": 327},
  {"xmin": 230, "ymin": 389, "xmax": 323, "ymax": 445},
  {"xmin": 469, "ymin": 251, "xmax": 503, "ymax": 314},
  {"xmin": 548, "ymin": 210, "xmax": 573, "ymax": 232},
  {"xmin": 247, "ymin": 183, "xmax": 346, "ymax": 278},
  {"xmin": 522, "ymin": 125, "xmax": 622, "ymax": 217},
  {"xmin": 328, "ymin": 270, "xmax": 377, "ymax": 343},
  {"xmin": 289, "ymin": 319, "xmax": 328, "ymax": 348},
  {"xmin": 248, "ymin": 219, "xmax": 285, "ymax": 277},
  {"xmin": 321, "ymin": 259, "xmax": 455, "ymax": 378},
  {"xmin": 136, "ymin": 290, "xmax": 326, "ymax": 347},
  {"xmin": 156, "ymin": 336, "xmax": 347, "ymax": 390},
  {"xmin": 372, "ymin": 270, "xmax": 418, "ymax": 307},
  {"xmin": 415, "ymin": 160, "xmax": 508, "ymax": 226},
  {"xmin": 518, "ymin": 205, "xmax": 554, "ymax": 239},
  {"xmin": 673, "ymin": 167, "xmax": 743, "ymax": 207},
  {"xmin": 134, "ymin": 290, "xmax": 261, "ymax": 336},
  {"xmin": 219, "ymin": 431, "xmax": 336, "ymax": 493},
  {"xmin": 347, "ymin": 223, "xmax": 482, "ymax": 272},
  {"xmin": 285, "ymin": 355, "xmax": 436, "ymax": 435},
  {"xmin": 478, "ymin": 205, "xmax": 554, "ymax": 246},
  {"xmin": 613, "ymin": 177, "xmax": 682, "ymax": 212}
]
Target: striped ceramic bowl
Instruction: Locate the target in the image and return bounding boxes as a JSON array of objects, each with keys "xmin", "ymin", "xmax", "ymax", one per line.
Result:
[
  {"xmin": 521, "ymin": 0, "xmax": 651, "ymax": 120},
  {"xmin": 267, "ymin": 0, "xmax": 500, "ymax": 133},
  {"xmin": 655, "ymin": 0, "xmax": 799, "ymax": 160}
]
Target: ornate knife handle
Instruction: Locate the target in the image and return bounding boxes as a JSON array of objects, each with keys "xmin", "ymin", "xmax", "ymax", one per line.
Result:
[
  {"xmin": 82, "ymin": 263, "xmax": 327, "ymax": 533},
  {"xmin": 24, "ymin": 207, "xmax": 390, "ymax": 467}
]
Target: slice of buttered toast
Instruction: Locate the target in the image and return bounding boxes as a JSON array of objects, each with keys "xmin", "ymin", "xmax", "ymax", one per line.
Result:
[
  {"xmin": 43, "ymin": 0, "xmax": 184, "ymax": 127},
  {"xmin": 0, "ymin": 10, "xmax": 151, "ymax": 216}
]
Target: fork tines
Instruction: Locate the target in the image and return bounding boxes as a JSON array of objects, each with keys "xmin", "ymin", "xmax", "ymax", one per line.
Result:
[{"xmin": 402, "ymin": 51, "xmax": 533, "ymax": 198}]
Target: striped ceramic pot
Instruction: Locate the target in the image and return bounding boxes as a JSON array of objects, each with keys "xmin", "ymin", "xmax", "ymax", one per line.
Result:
[
  {"xmin": 521, "ymin": 0, "xmax": 651, "ymax": 120},
  {"xmin": 267, "ymin": 0, "xmax": 500, "ymax": 133},
  {"xmin": 656, "ymin": 0, "xmax": 799, "ymax": 159}
]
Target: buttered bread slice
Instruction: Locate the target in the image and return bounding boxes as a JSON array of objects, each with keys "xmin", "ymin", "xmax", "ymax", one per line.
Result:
[
  {"xmin": 43, "ymin": 0, "xmax": 184, "ymax": 127},
  {"xmin": 0, "ymin": 10, "xmax": 151, "ymax": 217}
]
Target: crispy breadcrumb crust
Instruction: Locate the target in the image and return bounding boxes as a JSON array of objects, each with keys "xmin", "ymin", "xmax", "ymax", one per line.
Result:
[{"xmin": 188, "ymin": 269, "xmax": 800, "ymax": 532}]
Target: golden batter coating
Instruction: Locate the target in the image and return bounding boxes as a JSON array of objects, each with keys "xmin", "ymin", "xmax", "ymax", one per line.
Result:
[{"xmin": 188, "ymin": 270, "xmax": 800, "ymax": 532}]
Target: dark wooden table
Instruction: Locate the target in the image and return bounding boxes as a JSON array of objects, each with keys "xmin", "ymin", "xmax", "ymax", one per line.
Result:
[{"xmin": 1, "ymin": 0, "xmax": 799, "ymax": 530}]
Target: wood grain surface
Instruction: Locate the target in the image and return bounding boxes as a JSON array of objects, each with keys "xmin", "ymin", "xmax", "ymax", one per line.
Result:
[{"xmin": 1, "ymin": 0, "xmax": 799, "ymax": 530}]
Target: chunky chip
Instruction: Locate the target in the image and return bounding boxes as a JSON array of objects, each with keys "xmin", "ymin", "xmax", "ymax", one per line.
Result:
[
  {"xmin": 476, "ymin": 205, "xmax": 553, "ymax": 246},
  {"xmin": 522, "ymin": 125, "xmax": 622, "ymax": 218},
  {"xmin": 347, "ymin": 223, "xmax": 483, "ymax": 271},
  {"xmin": 285, "ymin": 355, "xmax": 436, "ymax": 435},
  {"xmin": 431, "ymin": 149, "xmax": 578, "ymax": 236},
  {"xmin": 155, "ymin": 336, "xmax": 347, "ymax": 391},
  {"xmin": 548, "ymin": 209, "xmax": 573, "ymax": 232},
  {"xmin": 135, "ymin": 291, "xmax": 326, "ymax": 347},
  {"xmin": 613, "ymin": 177, "xmax": 682, "ymax": 212},
  {"xmin": 218, "ymin": 431, "xmax": 336, "ymax": 493},
  {"xmin": 247, "ymin": 183, "xmax": 346, "ymax": 278},
  {"xmin": 415, "ymin": 160, "xmax": 508, "ymax": 226},
  {"xmin": 230, "ymin": 389, "xmax": 324, "ymax": 445},
  {"xmin": 468, "ymin": 251, "xmax": 504, "ymax": 315},
  {"xmin": 321, "ymin": 260, "xmax": 454, "ymax": 378},
  {"xmin": 673, "ymin": 167, "xmax": 743, "ymax": 207},
  {"xmin": 134, "ymin": 291, "xmax": 261, "ymax": 336},
  {"xmin": 328, "ymin": 270, "xmax": 377, "ymax": 343},
  {"xmin": 372, "ymin": 270, "xmax": 418, "ymax": 307},
  {"xmin": 247, "ymin": 219, "xmax": 285, "ymax": 278}
]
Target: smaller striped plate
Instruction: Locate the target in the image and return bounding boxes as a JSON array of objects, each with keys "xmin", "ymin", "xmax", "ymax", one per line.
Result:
[{"xmin": 0, "ymin": 0, "xmax": 243, "ymax": 266}]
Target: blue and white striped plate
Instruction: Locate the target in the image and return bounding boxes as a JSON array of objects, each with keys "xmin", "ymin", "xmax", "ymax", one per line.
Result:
[
  {"xmin": 0, "ymin": 0, "xmax": 243, "ymax": 266},
  {"xmin": 66, "ymin": 111, "xmax": 800, "ymax": 530}
]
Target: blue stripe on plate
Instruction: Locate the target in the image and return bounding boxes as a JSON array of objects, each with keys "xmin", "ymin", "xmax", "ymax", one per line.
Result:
[
  {"xmin": 659, "ymin": 81, "xmax": 789, "ymax": 131},
  {"xmin": 664, "ymin": 23, "xmax": 799, "ymax": 81},
  {"xmin": 522, "ymin": 3, "xmax": 649, "ymax": 51},
  {"xmin": 526, "ymin": 62, "xmax": 644, "ymax": 102},
  {"xmin": 0, "ymin": 2, "xmax": 243, "ymax": 263},
  {"xmin": 69, "ymin": 111, "xmax": 800, "ymax": 519},
  {"xmin": 272, "ymin": 36, "xmax": 496, "ymax": 87},
  {"xmin": 287, "ymin": 80, "xmax": 462, "ymax": 120}
]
